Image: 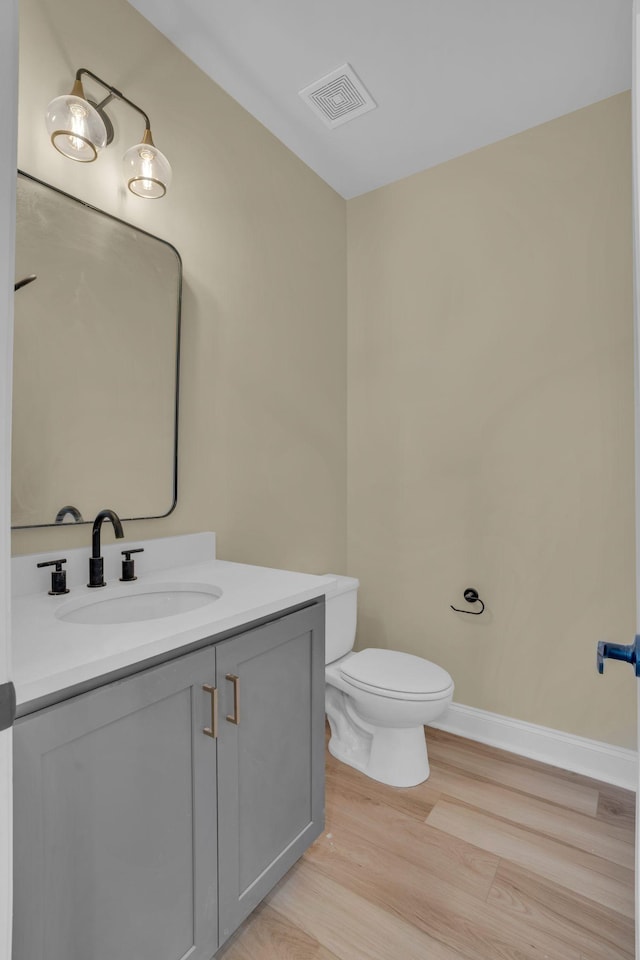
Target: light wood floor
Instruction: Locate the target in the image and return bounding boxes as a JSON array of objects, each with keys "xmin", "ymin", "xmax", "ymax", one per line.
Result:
[{"xmin": 218, "ymin": 727, "xmax": 636, "ymax": 960}]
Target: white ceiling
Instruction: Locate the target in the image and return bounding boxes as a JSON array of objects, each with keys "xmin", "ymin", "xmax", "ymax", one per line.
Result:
[{"xmin": 127, "ymin": 0, "xmax": 633, "ymax": 199}]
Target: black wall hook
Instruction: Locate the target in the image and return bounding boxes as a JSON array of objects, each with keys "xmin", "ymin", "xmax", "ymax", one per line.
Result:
[{"xmin": 451, "ymin": 587, "xmax": 485, "ymax": 615}]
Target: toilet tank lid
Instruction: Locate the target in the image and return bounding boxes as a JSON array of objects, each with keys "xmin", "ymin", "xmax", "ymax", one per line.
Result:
[
  {"xmin": 320, "ymin": 574, "xmax": 360, "ymax": 597},
  {"xmin": 340, "ymin": 648, "xmax": 453, "ymax": 696}
]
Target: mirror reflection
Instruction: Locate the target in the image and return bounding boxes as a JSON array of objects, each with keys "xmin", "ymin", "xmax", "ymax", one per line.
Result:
[{"xmin": 12, "ymin": 172, "xmax": 181, "ymax": 528}]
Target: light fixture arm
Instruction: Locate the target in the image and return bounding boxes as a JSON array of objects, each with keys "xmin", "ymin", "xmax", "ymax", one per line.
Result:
[{"xmin": 75, "ymin": 67, "xmax": 152, "ymax": 144}]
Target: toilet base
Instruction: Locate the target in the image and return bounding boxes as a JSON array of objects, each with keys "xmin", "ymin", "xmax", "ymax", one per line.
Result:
[
  {"xmin": 328, "ymin": 722, "xmax": 430, "ymax": 788},
  {"xmin": 325, "ymin": 685, "xmax": 432, "ymax": 787}
]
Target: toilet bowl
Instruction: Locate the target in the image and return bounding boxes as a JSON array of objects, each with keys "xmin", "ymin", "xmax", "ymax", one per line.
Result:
[{"xmin": 322, "ymin": 575, "xmax": 453, "ymax": 788}]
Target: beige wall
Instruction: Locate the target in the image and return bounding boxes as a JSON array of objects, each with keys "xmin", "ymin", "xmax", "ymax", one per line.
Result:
[
  {"xmin": 347, "ymin": 93, "xmax": 636, "ymax": 748},
  {"xmin": 13, "ymin": 0, "xmax": 347, "ymax": 574},
  {"xmin": 14, "ymin": 0, "xmax": 636, "ymax": 748}
]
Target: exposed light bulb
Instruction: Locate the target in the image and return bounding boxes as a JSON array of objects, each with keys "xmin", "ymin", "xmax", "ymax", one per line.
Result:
[
  {"xmin": 64, "ymin": 102, "xmax": 90, "ymax": 154},
  {"xmin": 138, "ymin": 148, "xmax": 156, "ymax": 192},
  {"xmin": 45, "ymin": 89, "xmax": 107, "ymax": 163},
  {"xmin": 123, "ymin": 133, "xmax": 172, "ymax": 199}
]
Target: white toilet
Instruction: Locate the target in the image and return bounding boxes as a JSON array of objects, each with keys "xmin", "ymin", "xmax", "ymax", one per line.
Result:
[{"xmin": 323, "ymin": 574, "xmax": 454, "ymax": 788}]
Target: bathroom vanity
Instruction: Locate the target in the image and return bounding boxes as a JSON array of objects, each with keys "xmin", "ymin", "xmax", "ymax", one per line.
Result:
[{"xmin": 11, "ymin": 534, "xmax": 327, "ymax": 960}]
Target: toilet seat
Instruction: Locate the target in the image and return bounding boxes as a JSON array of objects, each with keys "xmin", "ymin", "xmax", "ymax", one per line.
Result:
[{"xmin": 339, "ymin": 648, "xmax": 453, "ymax": 702}]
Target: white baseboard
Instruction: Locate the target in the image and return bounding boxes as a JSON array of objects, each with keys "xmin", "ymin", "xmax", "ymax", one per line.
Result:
[{"xmin": 429, "ymin": 702, "xmax": 637, "ymax": 792}]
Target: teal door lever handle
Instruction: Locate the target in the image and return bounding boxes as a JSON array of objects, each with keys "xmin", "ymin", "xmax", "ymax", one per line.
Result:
[{"xmin": 597, "ymin": 637, "xmax": 640, "ymax": 676}]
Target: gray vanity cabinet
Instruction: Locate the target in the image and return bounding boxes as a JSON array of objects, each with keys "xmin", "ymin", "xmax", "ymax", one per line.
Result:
[{"xmin": 12, "ymin": 600, "xmax": 325, "ymax": 960}]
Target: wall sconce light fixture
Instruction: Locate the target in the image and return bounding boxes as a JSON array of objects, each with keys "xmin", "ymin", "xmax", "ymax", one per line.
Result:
[{"xmin": 45, "ymin": 68, "xmax": 172, "ymax": 199}]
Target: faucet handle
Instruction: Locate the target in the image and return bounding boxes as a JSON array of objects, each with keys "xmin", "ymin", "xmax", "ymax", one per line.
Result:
[
  {"xmin": 120, "ymin": 548, "xmax": 144, "ymax": 582},
  {"xmin": 37, "ymin": 558, "xmax": 69, "ymax": 596}
]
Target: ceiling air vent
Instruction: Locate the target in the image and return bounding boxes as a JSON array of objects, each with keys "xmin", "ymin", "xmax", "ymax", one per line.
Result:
[{"xmin": 299, "ymin": 63, "xmax": 376, "ymax": 129}]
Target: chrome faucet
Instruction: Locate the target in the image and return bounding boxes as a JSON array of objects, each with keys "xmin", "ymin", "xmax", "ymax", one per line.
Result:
[{"xmin": 88, "ymin": 508, "xmax": 124, "ymax": 588}]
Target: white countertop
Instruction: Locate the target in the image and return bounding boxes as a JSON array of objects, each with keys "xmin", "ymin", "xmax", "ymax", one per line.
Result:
[{"xmin": 12, "ymin": 533, "xmax": 330, "ymax": 708}]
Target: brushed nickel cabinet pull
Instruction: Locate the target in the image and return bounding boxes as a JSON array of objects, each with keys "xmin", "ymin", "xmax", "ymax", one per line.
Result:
[
  {"xmin": 202, "ymin": 684, "xmax": 218, "ymax": 739},
  {"xmin": 225, "ymin": 673, "xmax": 240, "ymax": 725}
]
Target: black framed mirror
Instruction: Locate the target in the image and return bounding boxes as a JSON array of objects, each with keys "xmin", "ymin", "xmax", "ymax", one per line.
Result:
[{"xmin": 12, "ymin": 171, "xmax": 181, "ymax": 528}]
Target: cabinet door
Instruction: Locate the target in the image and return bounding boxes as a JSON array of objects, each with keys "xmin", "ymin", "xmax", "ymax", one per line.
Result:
[
  {"xmin": 13, "ymin": 646, "xmax": 219, "ymax": 960},
  {"xmin": 216, "ymin": 603, "xmax": 325, "ymax": 944}
]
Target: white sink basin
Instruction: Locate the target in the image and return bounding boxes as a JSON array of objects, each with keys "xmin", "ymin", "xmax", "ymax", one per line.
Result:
[{"xmin": 55, "ymin": 582, "xmax": 223, "ymax": 625}]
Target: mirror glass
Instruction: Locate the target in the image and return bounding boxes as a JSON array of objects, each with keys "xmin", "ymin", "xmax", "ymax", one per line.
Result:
[{"xmin": 12, "ymin": 172, "xmax": 181, "ymax": 528}]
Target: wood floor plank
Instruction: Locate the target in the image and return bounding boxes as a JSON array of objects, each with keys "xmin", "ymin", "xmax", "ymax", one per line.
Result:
[
  {"xmin": 426, "ymin": 764, "xmax": 634, "ymax": 867},
  {"xmin": 216, "ymin": 902, "xmax": 341, "ymax": 960},
  {"xmin": 597, "ymin": 787, "xmax": 637, "ymax": 830},
  {"xmin": 426, "ymin": 735, "xmax": 600, "ymax": 815},
  {"xmin": 324, "ymin": 775, "xmax": 499, "ymax": 900},
  {"xmin": 267, "ymin": 860, "xmax": 465, "ymax": 960},
  {"xmin": 428, "ymin": 728, "xmax": 631, "ymax": 794},
  {"xmin": 304, "ymin": 818, "xmax": 583, "ymax": 960},
  {"xmin": 325, "ymin": 749, "xmax": 439, "ymax": 821},
  {"xmin": 487, "ymin": 860, "xmax": 634, "ymax": 960},
  {"xmin": 426, "ymin": 798, "xmax": 634, "ymax": 918}
]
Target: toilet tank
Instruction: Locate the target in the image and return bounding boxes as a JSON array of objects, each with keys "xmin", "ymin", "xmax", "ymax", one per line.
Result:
[{"xmin": 321, "ymin": 574, "xmax": 359, "ymax": 664}]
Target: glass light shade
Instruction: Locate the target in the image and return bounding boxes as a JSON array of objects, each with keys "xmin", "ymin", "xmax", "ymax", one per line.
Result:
[
  {"xmin": 45, "ymin": 94, "xmax": 108, "ymax": 162},
  {"xmin": 123, "ymin": 140, "xmax": 172, "ymax": 199}
]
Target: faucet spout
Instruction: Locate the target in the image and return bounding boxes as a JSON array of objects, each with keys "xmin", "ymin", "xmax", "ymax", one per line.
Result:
[
  {"xmin": 91, "ymin": 508, "xmax": 124, "ymax": 557},
  {"xmin": 55, "ymin": 504, "xmax": 83, "ymax": 524},
  {"xmin": 88, "ymin": 508, "xmax": 125, "ymax": 587}
]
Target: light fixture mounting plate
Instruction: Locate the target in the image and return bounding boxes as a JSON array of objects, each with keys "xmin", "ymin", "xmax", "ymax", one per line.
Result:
[{"xmin": 88, "ymin": 100, "xmax": 115, "ymax": 146}]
